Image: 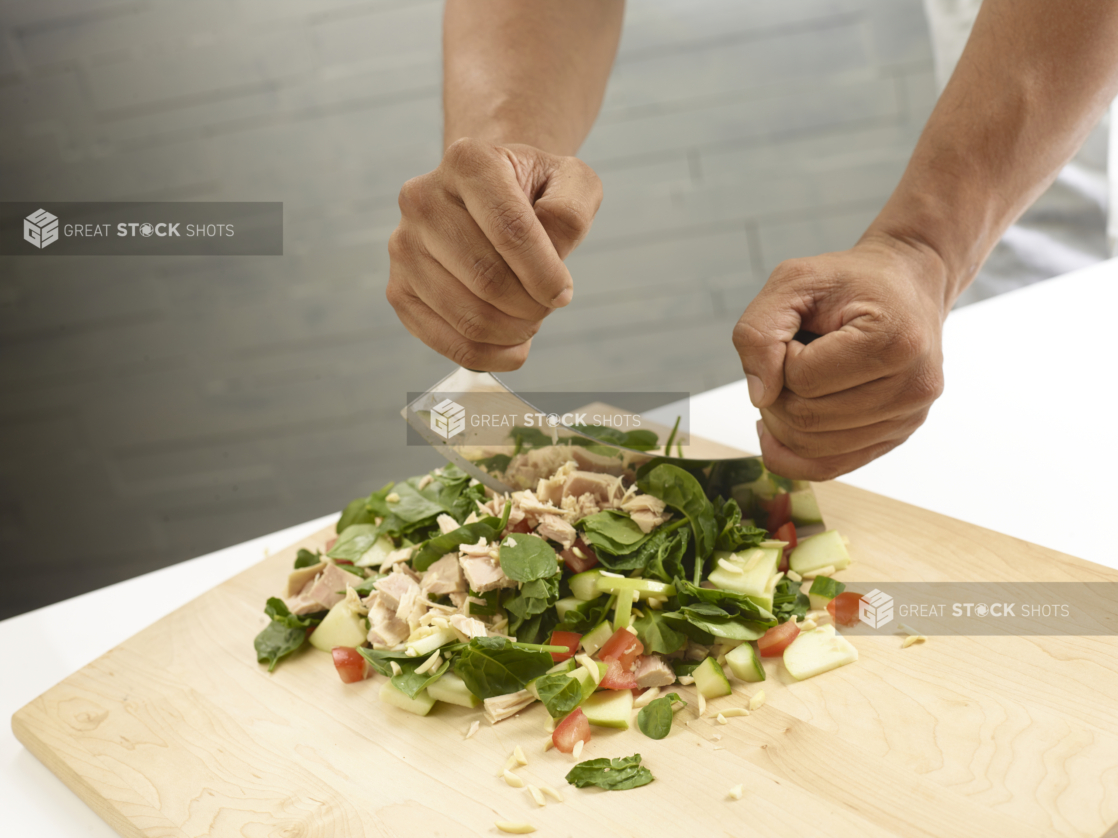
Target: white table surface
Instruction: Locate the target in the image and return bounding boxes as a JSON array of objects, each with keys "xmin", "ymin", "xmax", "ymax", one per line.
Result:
[{"xmin": 3, "ymin": 258, "xmax": 1116, "ymax": 835}]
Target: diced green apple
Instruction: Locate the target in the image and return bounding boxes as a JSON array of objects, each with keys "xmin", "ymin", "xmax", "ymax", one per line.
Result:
[
  {"xmin": 581, "ymin": 688, "xmax": 633, "ymax": 729},
  {"xmin": 707, "ymin": 547, "xmax": 781, "ymax": 598},
  {"xmin": 380, "ymin": 680, "xmax": 437, "ymax": 715},
  {"xmin": 724, "ymin": 642, "xmax": 765, "ymax": 683},
  {"xmin": 789, "ymin": 530, "xmax": 851, "ymax": 575},
  {"xmin": 692, "ymin": 656, "xmax": 733, "ymax": 699},
  {"xmin": 569, "ymin": 569, "xmax": 606, "ymax": 601},
  {"xmin": 783, "ymin": 625, "xmax": 858, "ymax": 681},
  {"xmin": 580, "ymin": 621, "xmax": 614, "ymax": 655},
  {"xmin": 308, "ymin": 600, "xmax": 367, "ymax": 652},
  {"xmin": 356, "ymin": 534, "xmax": 395, "ymax": 567},
  {"xmin": 425, "ymin": 672, "xmax": 480, "ymax": 708}
]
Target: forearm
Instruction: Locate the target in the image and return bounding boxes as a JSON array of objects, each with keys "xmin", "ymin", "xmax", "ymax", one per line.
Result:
[
  {"xmin": 865, "ymin": 0, "xmax": 1118, "ymax": 308},
  {"xmin": 442, "ymin": 0, "xmax": 624, "ymax": 155}
]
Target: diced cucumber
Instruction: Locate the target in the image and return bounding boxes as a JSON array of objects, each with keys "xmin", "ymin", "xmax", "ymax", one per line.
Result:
[
  {"xmin": 707, "ymin": 547, "xmax": 781, "ymax": 598},
  {"xmin": 554, "ymin": 596, "xmax": 583, "ymax": 621},
  {"xmin": 580, "ymin": 621, "xmax": 614, "ymax": 655},
  {"xmin": 569, "ymin": 569, "xmax": 606, "ymax": 601},
  {"xmin": 807, "ymin": 576, "xmax": 846, "ymax": 611},
  {"xmin": 425, "ymin": 672, "xmax": 480, "ymax": 708},
  {"xmin": 790, "ymin": 490, "xmax": 824, "ymax": 526},
  {"xmin": 724, "ymin": 642, "xmax": 765, "ymax": 683},
  {"xmin": 405, "ymin": 626, "xmax": 458, "ymax": 657},
  {"xmin": 692, "ymin": 656, "xmax": 733, "ymax": 699},
  {"xmin": 594, "ymin": 576, "xmax": 676, "ymax": 599},
  {"xmin": 380, "ymin": 680, "xmax": 437, "ymax": 716},
  {"xmin": 582, "ymin": 688, "xmax": 633, "ymax": 729},
  {"xmin": 783, "ymin": 625, "xmax": 858, "ymax": 681},
  {"xmin": 308, "ymin": 599, "xmax": 367, "ymax": 652},
  {"xmin": 356, "ymin": 534, "xmax": 395, "ymax": 568},
  {"xmin": 789, "ymin": 530, "xmax": 851, "ymax": 575}
]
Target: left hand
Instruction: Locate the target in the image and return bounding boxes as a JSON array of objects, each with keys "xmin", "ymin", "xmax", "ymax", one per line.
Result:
[{"xmin": 732, "ymin": 236, "xmax": 950, "ymax": 480}]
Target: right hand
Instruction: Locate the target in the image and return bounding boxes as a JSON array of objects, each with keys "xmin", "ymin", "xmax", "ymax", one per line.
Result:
[{"xmin": 387, "ymin": 138, "xmax": 603, "ymax": 371}]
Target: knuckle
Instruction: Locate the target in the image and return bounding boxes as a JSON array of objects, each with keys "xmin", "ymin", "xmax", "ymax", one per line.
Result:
[
  {"xmin": 731, "ymin": 318, "xmax": 765, "ymax": 355},
  {"xmin": 537, "ymin": 201, "xmax": 591, "ymax": 245},
  {"xmin": 454, "ymin": 309, "xmax": 493, "ymax": 343},
  {"xmin": 781, "ymin": 398, "xmax": 822, "ymax": 433},
  {"xmin": 487, "ymin": 202, "xmax": 536, "ymax": 252},
  {"xmin": 469, "ymin": 254, "xmax": 512, "ymax": 299},
  {"xmin": 387, "ymin": 228, "xmax": 410, "ymax": 261},
  {"xmin": 448, "ymin": 339, "xmax": 485, "ymax": 371},
  {"xmin": 397, "ymin": 177, "xmax": 428, "ymax": 217},
  {"xmin": 443, "ymin": 136, "xmax": 485, "ymax": 170},
  {"xmin": 908, "ymin": 363, "xmax": 944, "ymax": 404}
]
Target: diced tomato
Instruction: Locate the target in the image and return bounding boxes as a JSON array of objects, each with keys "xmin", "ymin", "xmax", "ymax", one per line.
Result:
[
  {"xmin": 325, "ymin": 537, "xmax": 338, "ymax": 552},
  {"xmin": 334, "ymin": 558, "xmax": 355, "ymax": 566},
  {"xmin": 331, "ymin": 647, "xmax": 368, "ymax": 683},
  {"xmin": 508, "ymin": 518, "xmax": 533, "ymax": 535},
  {"xmin": 600, "ymin": 658, "xmax": 639, "ymax": 690},
  {"xmin": 757, "ymin": 622, "xmax": 800, "ymax": 657},
  {"xmin": 552, "ymin": 707, "xmax": 591, "ymax": 753},
  {"xmin": 560, "ymin": 538, "xmax": 598, "ymax": 574},
  {"xmin": 828, "ymin": 592, "xmax": 865, "ymax": 627},
  {"xmin": 760, "ymin": 492, "xmax": 792, "ymax": 532},
  {"xmin": 597, "ymin": 628, "xmax": 644, "ymax": 669},
  {"xmin": 549, "ymin": 630, "xmax": 582, "ymax": 663},
  {"xmin": 773, "ymin": 521, "xmax": 798, "ymax": 549}
]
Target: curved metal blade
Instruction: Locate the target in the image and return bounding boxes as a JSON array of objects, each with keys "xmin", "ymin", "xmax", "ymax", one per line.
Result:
[{"xmin": 403, "ymin": 367, "xmax": 825, "ymax": 533}]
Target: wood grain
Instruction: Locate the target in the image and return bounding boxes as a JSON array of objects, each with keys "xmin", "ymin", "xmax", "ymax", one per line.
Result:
[{"xmin": 12, "ymin": 434, "xmax": 1118, "ymax": 838}]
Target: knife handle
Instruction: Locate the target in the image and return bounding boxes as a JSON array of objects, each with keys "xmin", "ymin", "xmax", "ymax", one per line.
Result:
[{"xmin": 793, "ymin": 329, "xmax": 821, "ymax": 345}]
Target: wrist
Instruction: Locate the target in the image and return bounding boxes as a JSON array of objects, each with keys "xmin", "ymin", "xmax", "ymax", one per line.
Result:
[{"xmin": 854, "ymin": 227, "xmax": 956, "ymax": 319}]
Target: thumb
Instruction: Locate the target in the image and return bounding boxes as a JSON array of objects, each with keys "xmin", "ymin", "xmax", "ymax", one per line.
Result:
[
  {"xmin": 732, "ymin": 281, "xmax": 806, "ymax": 409},
  {"xmin": 531, "ymin": 156, "xmax": 604, "ymax": 261}
]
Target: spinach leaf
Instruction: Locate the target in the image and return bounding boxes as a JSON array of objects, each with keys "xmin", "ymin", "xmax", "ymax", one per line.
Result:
[
  {"xmin": 454, "ymin": 637, "xmax": 553, "ymax": 699},
  {"xmin": 533, "ymin": 672, "xmax": 584, "ymax": 719},
  {"xmin": 351, "ymin": 574, "xmax": 383, "ymax": 596},
  {"xmin": 671, "ymin": 660, "xmax": 701, "ymax": 678},
  {"xmin": 565, "ymin": 754, "xmax": 655, "ymax": 791},
  {"xmin": 633, "ymin": 610, "xmax": 687, "ymax": 655},
  {"xmin": 328, "ymin": 523, "xmax": 382, "ymax": 562},
  {"xmin": 637, "ymin": 693, "xmax": 685, "ymax": 740},
  {"xmin": 392, "ymin": 659, "xmax": 451, "ymax": 699},
  {"xmin": 505, "ymin": 576, "xmax": 560, "ymax": 633},
  {"xmin": 713, "ymin": 497, "xmax": 766, "ymax": 553},
  {"xmin": 499, "ymin": 534, "xmax": 560, "ymax": 583},
  {"xmin": 579, "ymin": 510, "xmax": 652, "ymax": 556},
  {"xmin": 509, "ymin": 608, "xmax": 559, "ymax": 646},
  {"xmin": 638, "ymin": 465, "xmax": 717, "ymax": 569},
  {"xmin": 474, "ymin": 453, "xmax": 512, "ymax": 474},
  {"xmin": 555, "ymin": 596, "xmax": 611, "ymax": 633},
  {"xmin": 569, "ymin": 424, "xmax": 660, "ymax": 452},
  {"xmin": 772, "ymin": 577, "xmax": 810, "ymax": 624},
  {"xmin": 412, "ymin": 517, "xmax": 500, "ymax": 572},
  {"xmin": 337, "ymin": 483, "xmax": 395, "ymax": 534},
  {"xmin": 294, "ymin": 548, "xmax": 321, "ymax": 569},
  {"xmin": 254, "ymin": 598, "xmax": 323, "ymax": 672},
  {"xmin": 674, "ymin": 578, "xmax": 775, "ymax": 625},
  {"xmin": 676, "ymin": 612, "xmax": 768, "ymax": 640},
  {"xmin": 357, "ymin": 647, "xmax": 418, "ymax": 677},
  {"xmin": 643, "ymin": 522, "xmax": 690, "ymax": 583}
]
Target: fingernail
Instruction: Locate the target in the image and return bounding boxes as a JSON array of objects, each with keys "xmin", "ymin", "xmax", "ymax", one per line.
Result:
[
  {"xmin": 746, "ymin": 374, "xmax": 765, "ymax": 407},
  {"xmin": 755, "ymin": 419, "xmax": 764, "ymax": 440},
  {"xmin": 551, "ymin": 285, "xmax": 573, "ymax": 307}
]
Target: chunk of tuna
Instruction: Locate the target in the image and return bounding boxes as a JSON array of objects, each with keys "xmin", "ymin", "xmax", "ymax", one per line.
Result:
[
  {"xmin": 634, "ymin": 654, "xmax": 677, "ymax": 688},
  {"xmin": 536, "ymin": 513, "xmax": 577, "ymax": 549},
  {"xmin": 285, "ymin": 563, "xmax": 354, "ymax": 615},
  {"xmin": 483, "ymin": 689, "xmax": 536, "ymax": 724},
  {"xmin": 366, "ymin": 593, "xmax": 410, "ymax": 647},
  {"xmin": 421, "ymin": 552, "xmax": 465, "ymax": 595},
  {"xmin": 621, "ymin": 493, "xmax": 671, "ymax": 533}
]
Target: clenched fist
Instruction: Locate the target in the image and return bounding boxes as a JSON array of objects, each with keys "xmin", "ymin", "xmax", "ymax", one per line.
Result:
[
  {"xmin": 387, "ymin": 138, "xmax": 603, "ymax": 371},
  {"xmin": 733, "ymin": 236, "xmax": 951, "ymax": 480}
]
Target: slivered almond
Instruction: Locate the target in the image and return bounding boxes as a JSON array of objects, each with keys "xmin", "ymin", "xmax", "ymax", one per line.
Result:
[
  {"xmin": 728, "ymin": 784, "xmax": 743, "ymax": 800},
  {"xmin": 801, "ymin": 565, "xmax": 836, "ymax": 579},
  {"xmin": 499, "ymin": 754, "xmax": 518, "ymax": 775},
  {"xmin": 697, "ymin": 693, "xmax": 707, "ymax": 717},
  {"xmin": 721, "ymin": 708, "xmax": 750, "ymax": 718},
  {"xmin": 717, "ymin": 558, "xmax": 743, "ymax": 575},
  {"xmin": 385, "ymin": 492, "xmax": 401, "ymax": 503},
  {"xmin": 599, "ymin": 570, "xmax": 623, "ymax": 578},
  {"xmin": 748, "ymin": 690, "xmax": 767, "ymax": 711},
  {"xmin": 465, "ymin": 720, "xmax": 480, "ymax": 739},
  {"xmin": 799, "ymin": 619, "xmax": 817, "ymax": 632},
  {"xmin": 389, "ymin": 661, "xmax": 403, "ymax": 676},
  {"xmin": 742, "ymin": 550, "xmax": 763, "ymax": 572},
  {"xmin": 572, "ymin": 739, "xmax": 584, "ymax": 759},
  {"xmin": 528, "ymin": 785, "xmax": 546, "ymax": 807},
  {"xmin": 633, "ymin": 687, "xmax": 661, "ymax": 708},
  {"xmin": 414, "ymin": 651, "xmax": 441, "ymax": 675},
  {"xmin": 786, "ymin": 569, "xmax": 803, "ymax": 582},
  {"xmin": 678, "ymin": 675, "xmax": 695, "ymax": 686},
  {"xmin": 898, "ymin": 623, "xmax": 922, "ymax": 636},
  {"xmin": 541, "ymin": 784, "xmax": 564, "ymax": 802},
  {"xmin": 503, "ymin": 769, "xmax": 525, "ymax": 788},
  {"xmin": 543, "ymin": 737, "xmax": 554, "ymax": 752},
  {"xmin": 495, "ymin": 822, "xmax": 536, "ymax": 834},
  {"xmin": 514, "ymin": 745, "xmax": 527, "ymax": 766},
  {"xmin": 902, "ymin": 635, "xmax": 927, "ymax": 648},
  {"xmin": 716, "ymin": 713, "xmax": 728, "ymax": 725}
]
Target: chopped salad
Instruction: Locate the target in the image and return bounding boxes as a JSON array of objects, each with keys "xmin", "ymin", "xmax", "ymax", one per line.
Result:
[{"xmin": 254, "ymin": 453, "xmax": 860, "ymax": 764}]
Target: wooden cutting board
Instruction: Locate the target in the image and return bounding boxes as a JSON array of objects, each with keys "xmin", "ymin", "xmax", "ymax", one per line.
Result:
[{"xmin": 12, "ymin": 430, "xmax": 1118, "ymax": 838}]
